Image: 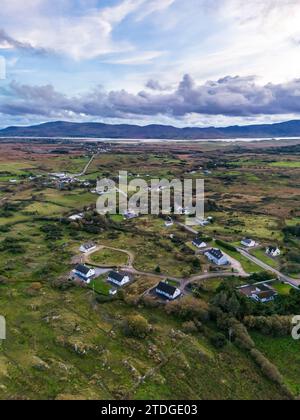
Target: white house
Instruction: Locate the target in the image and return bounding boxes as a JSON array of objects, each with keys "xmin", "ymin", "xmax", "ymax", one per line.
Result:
[
  {"xmin": 80, "ymin": 242, "xmax": 97, "ymax": 253},
  {"xmin": 239, "ymin": 284, "xmax": 278, "ymax": 304},
  {"xmin": 205, "ymin": 249, "xmax": 229, "ymax": 266},
  {"xmin": 266, "ymin": 246, "xmax": 281, "ymax": 257},
  {"xmin": 241, "ymin": 238, "xmax": 256, "ymax": 248},
  {"xmin": 108, "ymin": 271, "xmax": 130, "ymax": 287},
  {"xmin": 73, "ymin": 264, "xmax": 95, "ymax": 283},
  {"xmin": 156, "ymin": 282, "xmax": 181, "ymax": 300},
  {"xmin": 192, "ymin": 238, "xmax": 207, "ymax": 249}
]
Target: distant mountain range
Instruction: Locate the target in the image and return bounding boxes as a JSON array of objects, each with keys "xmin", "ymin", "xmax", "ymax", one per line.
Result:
[{"xmin": 2, "ymin": 120, "xmax": 300, "ymax": 139}]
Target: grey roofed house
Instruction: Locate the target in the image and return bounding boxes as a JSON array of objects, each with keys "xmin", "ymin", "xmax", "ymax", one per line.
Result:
[
  {"xmin": 241, "ymin": 238, "xmax": 256, "ymax": 247},
  {"xmin": 109, "ymin": 271, "xmax": 125, "ymax": 283},
  {"xmin": 108, "ymin": 271, "xmax": 131, "ymax": 286},
  {"xmin": 192, "ymin": 237, "xmax": 207, "ymax": 248},
  {"xmin": 80, "ymin": 242, "xmax": 96, "ymax": 252},
  {"xmin": 75, "ymin": 264, "xmax": 91, "ymax": 275},
  {"xmin": 156, "ymin": 281, "xmax": 181, "ymax": 300},
  {"xmin": 205, "ymin": 248, "xmax": 229, "ymax": 266}
]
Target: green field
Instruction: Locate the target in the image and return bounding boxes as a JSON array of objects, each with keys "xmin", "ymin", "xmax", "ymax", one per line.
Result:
[
  {"xmin": 0, "ymin": 140, "xmax": 300, "ymax": 400},
  {"xmin": 90, "ymin": 248, "xmax": 129, "ymax": 267},
  {"xmin": 252, "ymin": 332, "xmax": 300, "ymax": 395}
]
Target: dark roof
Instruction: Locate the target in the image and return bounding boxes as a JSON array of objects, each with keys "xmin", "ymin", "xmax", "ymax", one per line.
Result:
[
  {"xmin": 242, "ymin": 238, "xmax": 253, "ymax": 244},
  {"xmin": 156, "ymin": 282, "xmax": 177, "ymax": 296},
  {"xmin": 267, "ymin": 246, "xmax": 278, "ymax": 252},
  {"xmin": 108, "ymin": 271, "xmax": 126, "ymax": 283},
  {"xmin": 206, "ymin": 248, "xmax": 224, "ymax": 260},
  {"xmin": 75, "ymin": 264, "xmax": 91, "ymax": 275},
  {"xmin": 257, "ymin": 290, "xmax": 277, "ymax": 300},
  {"xmin": 193, "ymin": 237, "xmax": 206, "ymax": 245}
]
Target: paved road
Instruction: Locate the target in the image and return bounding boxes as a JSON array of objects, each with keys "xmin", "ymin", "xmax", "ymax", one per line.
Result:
[
  {"xmin": 177, "ymin": 222, "xmax": 248, "ymax": 277},
  {"xmin": 237, "ymin": 248, "xmax": 300, "ymax": 287},
  {"xmin": 82, "ymin": 244, "xmax": 242, "ymax": 293},
  {"xmin": 177, "ymin": 221, "xmax": 300, "ymax": 287}
]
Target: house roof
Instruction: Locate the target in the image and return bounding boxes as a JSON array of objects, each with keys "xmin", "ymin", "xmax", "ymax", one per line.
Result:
[
  {"xmin": 75, "ymin": 264, "xmax": 91, "ymax": 275},
  {"xmin": 193, "ymin": 237, "xmax": 206, "ymax": 245},
  {"xmin": 242, "ymin": 238, "xmax": 254, "ymax": 244},
  {"xmin": 267, "ymin": 246, "xmax": 279, "ymax": 252},
  {"xmin": 206, "ymin": 248, "xmax": 224, "ymax": 260},
  {"xmin": 239, "ymin": 284, "xmax": 277, "ymax": 300},
  {"xmin": 108, "ymin": 271, "xmax": 127, "ymax": 283},
  {"xmin": 82, "ymin": 242, "xmax": 96, "ymax": 250},
  {"xmin": 156, "ymin": 282, "xmax": 178, "ymax": 296}
]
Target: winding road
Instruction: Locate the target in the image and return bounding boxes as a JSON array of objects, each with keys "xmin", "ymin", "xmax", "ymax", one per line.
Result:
[{"xmin": 81, "ymin": 244, "xmax": 244, "ymax": 293}]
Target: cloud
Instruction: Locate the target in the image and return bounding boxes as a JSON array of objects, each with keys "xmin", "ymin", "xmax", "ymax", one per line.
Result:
[
  {"xmin": 0, "ymin": 29, "xmax": 49, "ymax": 55},
  {"xmin": 2, "ymin": 74, "xmax": 300, "ymax": 122},
  {"xmin": 0, "ymin": 0, "xmax": 175, "ymax": 60}
]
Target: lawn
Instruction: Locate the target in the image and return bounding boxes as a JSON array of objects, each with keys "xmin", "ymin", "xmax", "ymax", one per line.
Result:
[
  {"xmin": 90, "ymin": 248, "xmax": 129, "ymax": 266},
  {"xmin": 252, "ymin": 332, "xmax": 300, "ymax": 396},
  {"xmin": 269, "ymin": 161, "xmax": 300, "ymax": 168},
  {"xmin": 89, "ymin": 276, "xmax": 111, "ymax": 296},
  {"xmin": 251, "ymin": 249, "xmax": 280, "ymax": 269},
  {"xmin": 272, "ymin": 281, "xmax": 293, "ymax": 296}
]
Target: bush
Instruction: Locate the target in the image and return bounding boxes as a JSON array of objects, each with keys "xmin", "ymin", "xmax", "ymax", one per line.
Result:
[
  {"xmin": 182, "ymin": 321, "xmax": 198, "ymax": 334},
  {"xmin": 165, "ymin": 296, "xmax": 209, "ymax": 322},
  {"xmin": 244, "ymin": 315, "xmax": 292, "ymax": 337},
  {"xmin": 123, "ymin": 315, "xmax": 151, "ymax": 339},
  {"xmin": 210, "ymin": 333, "xmax": 227, "ymax": 349}
]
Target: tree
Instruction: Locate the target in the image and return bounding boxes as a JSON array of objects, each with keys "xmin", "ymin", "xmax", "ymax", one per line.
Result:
[{"xmin": 123, "ymin": 315, "xmax": 151, "ymax": 339}]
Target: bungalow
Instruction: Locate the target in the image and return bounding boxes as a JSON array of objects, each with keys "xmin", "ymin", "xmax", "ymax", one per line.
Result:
[
  {"xmin": 266, "ymin": 246, "xmax": 281, "ymax": 257},
  {"xmin": 239, "ymin": 284, "xmax": 278, "ymax": 303},
  {"xmin": 156, "ymin": 282, "xmax": 181, "ymax": 300},
  {"xmin": 108, "ymin": 271, "xmax": 130, "ymax": 287},
  {"xmin": 192, "ymin": 238, "xmax": 207, "ymax": 249},
  {"xmin": 241, "ymin": 238, "xmax": 256, "ymax": 248},
  {"xmin": 73, "ymin": 264, "xmax": 95, "ymax": 283},
  {"xmin": 205, "ymin": 248, "xmax": 229, "ymax": 266},
  {"xmin": 80, "ymin": 242, "xmax": 97, "ymax": 253}
]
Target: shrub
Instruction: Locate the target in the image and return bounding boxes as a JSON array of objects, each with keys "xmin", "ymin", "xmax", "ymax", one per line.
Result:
[
  {"xmin": 123, "ymin": 315, "xmax": 151, "ymax": 339},
  {"xmin": 210, "ymin": 333, "xmax": 227, "ymax": 349},
  {"xmin": 165, "ymin": 296, "xmax": 209, "ymax": 322}
]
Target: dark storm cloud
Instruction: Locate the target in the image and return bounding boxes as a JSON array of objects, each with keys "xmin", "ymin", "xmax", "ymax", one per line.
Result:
[{"xmin": 2, "ymin": 74, "xmax": 300, "ymax": 119}]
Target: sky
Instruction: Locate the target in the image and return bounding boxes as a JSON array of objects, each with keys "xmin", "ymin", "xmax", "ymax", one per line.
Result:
[{"xmin": 1, "ymin": 0, "xmax": 300, "ymax": 128}]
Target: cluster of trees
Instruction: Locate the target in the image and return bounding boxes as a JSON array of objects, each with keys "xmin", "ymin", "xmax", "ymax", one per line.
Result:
[
  {"xmin": 244, "ymin": 315, "xmax": 292, "ymax": 337},
  {"xmin": 283, "ymin": 224, "xmax": 300, "ymax": 238},
  {"xmin": 40, "ymin": 224, "xmax": 63, "ymax": 241},
  {"xmin": 212, "ymin": 275, "xmax": 300, "ymax": 317},
  {"xmin": 0, "ymin": 237, "xmax": 25, "ymax": 254},
  {"xmin": 0, "ymin": 202, "xmax": 24, "ymax": 218},
  {"xmin": 165, "ymin": 296, "xmax": 209, "ymax": 322}
]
